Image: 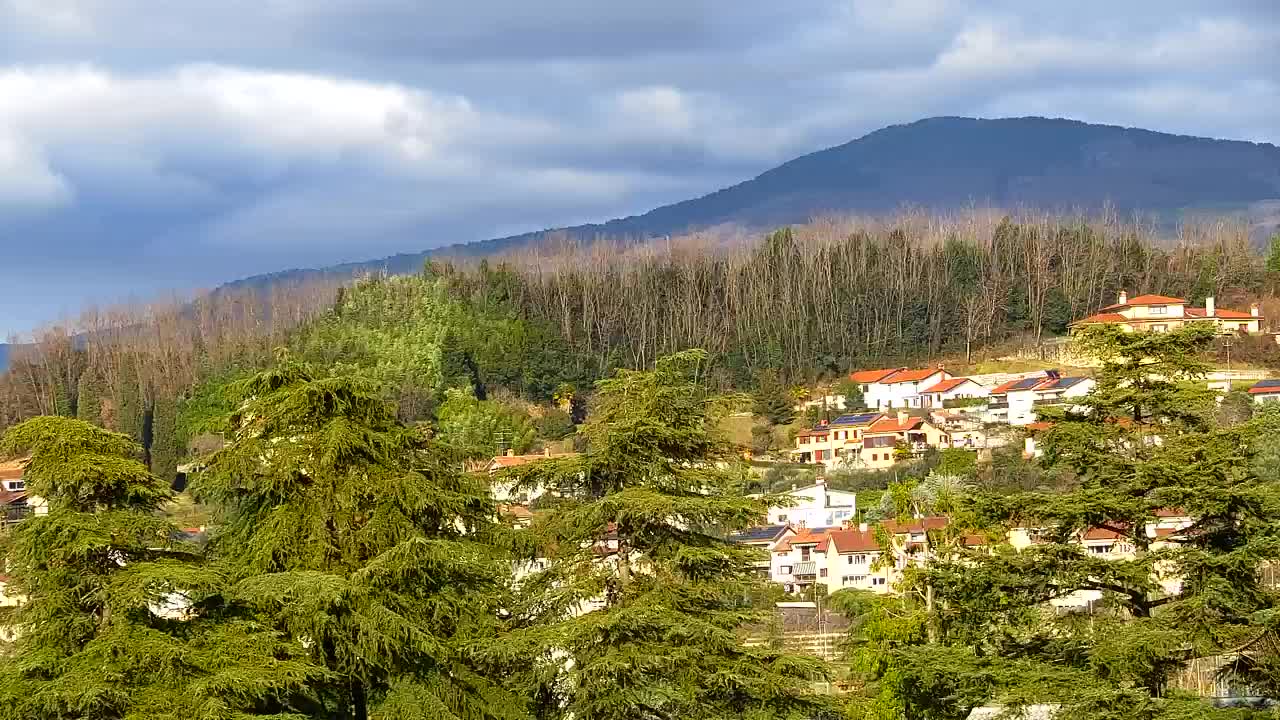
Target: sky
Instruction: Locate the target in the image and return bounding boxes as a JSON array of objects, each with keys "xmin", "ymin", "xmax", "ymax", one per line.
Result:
[{"xmin": 1, "ymin": 0, "xmax": 1277, "ymax": 336}]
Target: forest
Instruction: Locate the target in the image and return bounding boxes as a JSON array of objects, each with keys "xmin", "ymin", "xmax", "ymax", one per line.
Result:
[{"xmin": 1, "ymin": 210, "xmax": 1278, "ymax": 483}]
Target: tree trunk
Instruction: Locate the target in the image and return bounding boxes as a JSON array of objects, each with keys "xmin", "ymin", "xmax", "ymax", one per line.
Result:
[{"xmin": 352, "ymin": 680, "xmax": 368, "ymax": 720}]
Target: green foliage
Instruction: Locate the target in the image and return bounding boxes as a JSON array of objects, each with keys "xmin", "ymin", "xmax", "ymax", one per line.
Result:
[
  {"xmin": 502, "ymin": 350, "xmax": 830, "ymax": 720},
  {"xmin": 835, "ymin": 379, "xmax": 866, "ymax": 411},
  {"xmin": 195, "ymin": 358, "xmax": 517, "ymax": 720},
  {"xmin": 111, "ymin": 379, "xmax": 146, "ymax": 444},
  {"xmin": 435, "ymin": 387, "xmax": 536, "ymax": 459},
  {"xmin": 533, "ymin": 407, "xmax": 574, "ymax": 441},
  {"xmin": 876, "ymin": 323, "xmax": 1280, "ymax": 717},
  {"xmin": 0, "ymin": 417, "xmax": 314, "ymax": 719},
  {"xmin": 1266, "ymin": 233, "xmax": 1280, "ymax": 275},
  {"xmin": 935, "ymin": 448, "xmax": 977, "ymax": 478},
  {"xmin": 149, "ymin": 395, "xmax": 180, "ymax": 486},
  {"xmin": 753, "ymin": 369, "xmax": 796, "ymax": 425},
  {"xmin": 75, "ymin": 365, "xmax": 105, "ymax": 425}
]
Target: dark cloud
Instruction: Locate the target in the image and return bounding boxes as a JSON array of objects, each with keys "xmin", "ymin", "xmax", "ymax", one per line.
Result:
[{"xmin": 0, "ymin": 0, "xmax": 1276, "ymax": 333}]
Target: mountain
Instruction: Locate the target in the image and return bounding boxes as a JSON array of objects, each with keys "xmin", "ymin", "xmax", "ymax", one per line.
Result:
[{"xmin": 127, "ymin": 116, "xmax": 1280, "ymax": 294}]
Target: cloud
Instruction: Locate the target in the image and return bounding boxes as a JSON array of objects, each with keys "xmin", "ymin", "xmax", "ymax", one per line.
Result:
[{"xmin": 0, "ymin": 0, "xmax": 1276, "ymax": 333}]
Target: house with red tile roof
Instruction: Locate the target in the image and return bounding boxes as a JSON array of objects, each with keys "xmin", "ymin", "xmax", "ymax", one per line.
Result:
[
  {"xmin": 1070, "ymin": 290, "xmax": 1261, "ymax": 334},
  {"xmin": 861, "ymin": 367, "xmax": 954, "ymax": 410},
  {"xmin": 986, "ymin": 371, "xmax": 1094, "ymax": 426},
  {"xmin": 0, "ymin": 458, "xmax": 42, "ymax": 526},
  {"xmin": 920, "ymin": 377, "xmax": 989, "ymax": 409},
  {"xmin": 860, "ymin": 411, "xmax": 951, "ymax": 469},
  {"xmin": 1247, "ymin": 379, "xmax": 1280, "ymax": 405},
  {"xmin": 484, "ymin": 448, "xmax": 580, "ymax": 504},
  {"xmin": 769, "ymin": 527, "xmax": 831, "ymax": 593}
]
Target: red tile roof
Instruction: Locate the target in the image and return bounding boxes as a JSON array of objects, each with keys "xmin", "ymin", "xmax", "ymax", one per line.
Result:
[
  {"xmin": 1185, "ymin": 307, "xmax": 1256, "ymax": 319},
  {"xmin": 1025, "ymin": 421, "xmax": 1054, "ymax": 432},
  {"xmin": 922, "ymin": 377, "xmax": 972, "ymax": 394},
  {"xmin": 775, "ymin": 528, "xmax": 832, "ymax": 553},
  {"xmin": 883, "ymin": 368, "xmax": 947, "ymax": 384},
  {"xmin": 488, "ymin": 452, "xmax": 579, "ymax": 468},
  {"xmin": 866, "ymin": 416, "xmax": 924, "ymax": 434},
  {"xmin": 849, "ymin": 368, "xmax": 903, "ymax": 384},
  {"xmin": 1070, "ymin": 312, "xmax": 1127, "ymax": 326},
  {"xmin": 1082, "ymin": 527, "xmax": 1126, "ymax": 541},
  {"xmin": 1102, "ymin": 294, "xmax": 1186, "ymax": 310},
  {"xmin": 1248, "ymin": 382, "xmax": 1280, "ymax": 394},
  {"xmin": 826, "ymin": 527, "xmax": 881, "ymax": 553},
  {"xmin": 0, "ymin": 459, "xmax": 27, "ymax": 481}
]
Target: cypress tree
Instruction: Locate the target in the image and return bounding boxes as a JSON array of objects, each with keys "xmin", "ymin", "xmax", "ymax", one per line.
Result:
[
  {"xmin": 196, "ymin": 357, "xmax": 517, "ymax": 720},
  {"xmin": 75, "ymin": 365, "xmax": 105, "ymax": 425},
  {"xmin": 504, "ymin": 350, "xmax": 829, "ymax": 720},
  {"xmin": 0, "ymin": 417, "xmax": 317, "ymax": 719},
  {"xmin": 149, "ymin": 394, "xmax": 181, "ymax": 488}
]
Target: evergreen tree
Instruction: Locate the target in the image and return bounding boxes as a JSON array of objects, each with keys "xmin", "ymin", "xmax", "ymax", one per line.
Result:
[
  {"xmin": 196, "ymin": 357, "xmax": 518, "ymax": 720},
  {"xmin": 886, "ymin": 323, "xmax": 1280, "ymax": 717},
  {"xmin": 753, "ymin": 368, "xmax": 796, "ymax": 425},
  {"xmin": 0, "ymin": 417, "xmax": 316, "ymax": 719},
  {"xmin": 75, "ymin": 365, "xmax": 105, "ymax": 425},
  {"xmin": 504, "ymin": 350, "xmax": 829, "ymax": 720},
  {"xmin": 149, "ymin": 394, "xmax": 181, "ymax": 487}
]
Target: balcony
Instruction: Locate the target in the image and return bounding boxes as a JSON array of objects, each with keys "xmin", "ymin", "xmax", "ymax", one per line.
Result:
[
  {"xmin": 987, "ymin": 400, "xmax": 1010, "ymax": 410},
  {"xmin": 793, "ymin": 561, "xmax": 817, "ymax": 577}
]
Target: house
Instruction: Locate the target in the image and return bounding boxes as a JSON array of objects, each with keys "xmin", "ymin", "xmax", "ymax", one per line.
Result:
[
  {"xmin": 929, "ymin": 409, "xmax": 992, "ymax": 450},
  {"xmin": 765, "ymin": 476, "xmax": 857, "ymax": 528},
  {"xmin": 863, "ymin": 367, "xmax": 954, "ymax": 410},
  {"xmin": 860, "ymin": 412, "xmax": 951, "ymax": 469},
  {"xmin": 0, "ymin": 458, "xmax": 43, "ymax": 526},
  {"xmin": 821, "ymin": 524, "xmax": 894, "ymax": 593},
  {"xmin": 730, "ymin": 525, "xmax": 794, "ymax": 577},
  {"xmin": 790, "ymin": 412, "xmax": 882, "ymax": 467},
  {"xmin": 484, "ymin": 448, "xmax": 579, "ymax": 504},
  {"xmin": 769, "ymin": 527, "xmax": 830, "ymax": 594},
  {"xmin": 989, "ymin": 371, "xmax": 1093, "ymax": 426},
  {"xmin": 1071, "ymin": 291, "xmax": 1262, "ymax": 334},
  {"xmin": 850, "ymin": 369, "xmax": 906, "ymax": 411},
  {"xmin": 920, "ymin": 377, "xmax": 989, "ymax": 409},
  {"xmin": 1248, "ymin": 379, "xmax": 1280, "ymax": 405}
]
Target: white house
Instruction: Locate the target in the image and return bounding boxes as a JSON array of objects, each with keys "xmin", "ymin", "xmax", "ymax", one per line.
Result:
[
  {"xmin": 766, "ymin": 477, "xmax": 857, "ymax": 528},
  {"xmin": 855, "ymin": 367, "xmax": 954, "ymax": 410},
  {"xmin": 768, "ymin": 527, "xmax": 828, "ymax": 594},
  {"xmin": 990, "ymin": 372, "xmax": 1093, "ymax": 426},
  {"xmin": 1248, "ymin": 379, "xmax": 1280, "ymax": 405},
  {"xmin": 920, "ymin": 377, "xmax": 989, "ymax": 409}
]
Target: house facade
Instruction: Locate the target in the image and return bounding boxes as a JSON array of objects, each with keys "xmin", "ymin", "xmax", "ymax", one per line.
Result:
[
  {"xmin": 764, "ymin": 477, "xmax": 857, "ymax": 528},
  {"xmin": 1248, "ymin": 379, "xmax": 1280, "ymax": 405},
  {"xmin": 484, "ymin": 449, "xmax": 579, "ymax": 504},
  {"xmin": 921, "ymin": 377, "xmax": 989, "ymax": 409},
  {"xmin": 1071, "ymin": 291, "xmax": 1261, "ymax": 334},
  {"xmin": 790, "ymin": 412, "xmax": 882, "ymax": 467},
  {"xmin": 860, "ymin": 412, "xmax": 951, "ymax": 469},
  {"xmin": 988, "ymin": 372, "xmax": 1094, "ymax": 426}
]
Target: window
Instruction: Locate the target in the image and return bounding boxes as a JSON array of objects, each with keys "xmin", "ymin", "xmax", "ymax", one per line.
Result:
[
  {"xmin": 4, "ymin": 480, "xmax": 24, "ymax": 491},
  {"xmin": 1152, "ymin": 324, "xmax": 1168, "ymax": 333},
  {"xmin": 855, "ymin": 554, "xmax": 868, "ymax": 564},
  {"xmin": 862, "ymin": 385, "xmax": 870, "ymax": 393},
  {"xmin": 776, "ymin": 515, "xmax": 787, "ymax": 523},
  {"xmin": 843, "ymin": 575, "xmax": 867, "ymax": 585},
  {"xmin": 871, "ymin": 454, "xmax": 878, "ymax": 461},
  {"xmin": 1150, "ymin": 305, "xmax": 1167, "ymax": 315},
  {"xmin": 872, "ymin": 577, "xmax": 887, "ymax": 586},
  {"xmin": 1087, "ymin": 544, "xmax": 1113, "ymax": 555},
  {"xmin": 800, "ymin": 547, "xmax": 811, "ymax": 561},
  {"xmin": 819, "ymin": 568, "xmax": 828, "ymax": 578},
  {"xmin": 780, "ymin": 565, "xmax": 792, "ymax": 575}
]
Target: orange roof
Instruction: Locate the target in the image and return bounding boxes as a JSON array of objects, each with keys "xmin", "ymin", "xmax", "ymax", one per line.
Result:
[
  {"xmin": 1070, "ymin": 312, "xmax": 1128, "ymax": 326},
  {"xmin": 1082, "ymin": 527, "xmax": 1126, "ymax": 541},
  {"xmin": 826, "ymin": 527, "xmax": 881, "ymax": 553},
  {"xmin": 922, "ymin": 377, "xmax": 972, "ymax": 394},
  {"xmin": 1155, "ymin": 508, "xmax": 1188, "ymax": 517},
  {"xmin": 0, "ymin": 459, "xmax": 27, "ymax": 481},
  {"xmin": 1185, "ymin": 307, "xmax": 1256, "ymax": 319},
  {"xmin": 500, "ymin": 504, "xmax": 534, "ymax": 519},
  {"xmin": 1248, "ymin": 382, "xmax": 1280, "ymax": 395},
  {"xmin": 866, "ymin": 415, "xmax": 924, "ymax": 434},
  {"xmin": 883, "ymin": 368, "xmax": 946, "ymax": 384},
  {"xmin": 489, "ymin": 452, "xmax": 579, "ymax": 468},
  {"xmin": 774, "ymin": 528, "xmax": 831, "ymax": 553},
  {"xmin": 1102, "ymin": 294, "xmax": 1186, "ymax": 310},
  {"xmin": 849, "ymin": 368, "xmax": 903, "ymax": 384},
  {"xmin": 1025, "ymin": 421, "xmax": 1054, "ymax": 432}
]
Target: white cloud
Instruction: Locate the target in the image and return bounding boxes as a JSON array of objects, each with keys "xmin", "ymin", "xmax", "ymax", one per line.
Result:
[{"xmin": 0, "ymin": 131, "xmax": 72, "ymax": 210}]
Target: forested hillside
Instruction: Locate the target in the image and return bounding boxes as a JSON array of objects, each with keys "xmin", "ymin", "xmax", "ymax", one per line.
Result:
[{"xmin": 1, "ymin": 211, "xmax": 1277, "ymax": 478}]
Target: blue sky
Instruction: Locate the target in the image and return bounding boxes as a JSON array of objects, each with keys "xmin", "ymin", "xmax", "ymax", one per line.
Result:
[{"xmin": 0, "ymin": 0, "xmax": 1277, "ymax": 335}]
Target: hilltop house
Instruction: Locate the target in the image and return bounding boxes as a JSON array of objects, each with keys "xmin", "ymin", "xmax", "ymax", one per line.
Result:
[
  {"xmin": 987, "ymin": 372, "xmax": 1094, "ymax": 426},
  {"xmin": 765, "ymin": 477, "xmax": 857, "ymax": 529},
  {"xmin": 854, "ymin": 367, "xmax": 953, "ymax": 410},
  {"xmin": 790, "ymin": 412, "xmax": 882, "ymax": 466},
  {"xmin": 1248, "ymin": 379, "xmax": 1280, "ymax": 405},
  {"xmin": 860, "ymin": 412, "xmax": 951, "ymax": 469},
  {"xmin": 484, "ymin": 448, "xmax": 579, "ymax": 504},
  {"xmin": 920, "ymin": 377, "xmax": 989, "ymax": 408},
  {"xmin": 769, "ymin": 527, "xmax": 830, "ymax": 594},
  {"xmin": 1071, "ymin": 291, "xmax": 1261, "ymax": 334}
]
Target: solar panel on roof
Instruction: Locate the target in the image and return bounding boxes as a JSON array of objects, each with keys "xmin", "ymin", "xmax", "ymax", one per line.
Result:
[
  {"xmin": 832, "ymin": 413, "xmax": 879, "ymax": 425},
  {"xmin": 1255, "ymin": 379, "xmax": 1280, "ymax": 388},
  {"xmin": 1011, "ymin": 378, "xmax": 1042, "ymax": 390},
  {"xmin": 1056, "ymin": 377, "xmax": 1086, "ymax": 388}
]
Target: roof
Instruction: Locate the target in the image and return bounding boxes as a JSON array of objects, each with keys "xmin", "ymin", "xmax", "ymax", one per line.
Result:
[
  {"xmin": 731, "ymin": 525, "xmax": 791, "ymax": 543},
  {"xmin": 1102, "ymin": 293, "xmax": 1186, "ymax": 310},
  {"xmin": 830, "ymin": 412, "xmax": 882, "ymax": 427},
  {"xmin": 1008, "ymin": 377, "xmax": 1046, "ymax": 392},
  {"xmin": 989, "ymin": 374, "xmax": 1046, "ymax": 395},
  {"xmin": 488, "ymin": 452, "xmax": 579, "ymax": 469},
  {"xmin": 922, "ymin": 377, "xmax": 973, "ymax": 394},
  {"xmin": 1186, "ymin": 307, "xmax": 1257, "ymax": 319},
  {"xmin": 1070, "ymin": 312, "xmax": 1128, "ymax": 326},
  {"xmin": 1025, "ymin": 421, "xmax": 1054, "ymax": 432},
  {"xmin": 826, "ymin": 527, "xmax": 881, "ymax": 553},
  {"xmin": 866, "ymin": 415, "xmax": 925, "ymax": 434},
  {"xmin": 499, "ymin": 504, "xmax": 535, "ymax": 520},
  {"xmin": 1248, "ymin": 379, "xmax": 1280, "ymax": 394},
  {"xmin": 883, "ymin": 368, "xmax": 946, "ymax": 384},
  {"xmin": 774, "ymin": 528, "xmax": 832, "ymax": 553},
  {"xmin": 0, "ymin": 489, "xmax": 28, "ymax": 507},
  {"xmin": 849, "ymin": 368, "xmax": 903, "ymax": 384},
  {"xmin": 0, "ymin": 459, "xmax": 27, "ymax": 481},
  {"xmin": 1082, "ymin": 527, "xmax": 1126, "ymax": 541},
  {"xmin": 1039, "ymin": 376, "xmax": 1089, "ymax": 391}
]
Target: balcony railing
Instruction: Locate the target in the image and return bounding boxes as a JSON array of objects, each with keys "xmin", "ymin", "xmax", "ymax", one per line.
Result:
[
  {"xmin": 793, "ymin": 561, "xmax": 817, "ymax": 577},
  {"xmin": 987, "ymin": 400, "xmax": 1010, "ymax": 410},
  {"xmin": 1, "ymin": 505, "xmax": 32, "ymax": 527}
]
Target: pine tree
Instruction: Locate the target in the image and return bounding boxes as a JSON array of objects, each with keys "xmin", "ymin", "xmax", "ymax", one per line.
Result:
[
  {"xmin": 195, "ymin": 357, "xmax": 518, "ymax": 720},
  {"xmin": 0, "ymin": 417, "xmax": 318, "ymax": 719},
  {"xmin": 504, "ymin": 350, "xmax": 829, "ymax": 720},
  {"xmin": 753, "ymin": 368, "xmax": 796, "ymax": 425},
  {"xmin": 887, "ymin": 323, "xmax": 1280, "ymax": 717}
]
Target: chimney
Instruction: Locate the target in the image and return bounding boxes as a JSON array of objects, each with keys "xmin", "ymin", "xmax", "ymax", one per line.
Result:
[
  {"xmin": 1206, "ymin": 296, "xmax": 1215, "ymax": 317},
  {"xmin": 897, "ymin": 410, "xmax": 909, "ymax": 425},
  {"xmin": 1118, "ymin": 290, "xmax": 1128, "ymax": 305},
  {"xmin": 505, "ymin": 449, "xmax": 515, "ymax": 457},
  {"xmin": 1252, "ymin": 303, "xmax": 1260, "ymax": 318},
  {"xmin": 858, "ymin": 522, "xmax": 868, "ymax": 533}
]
